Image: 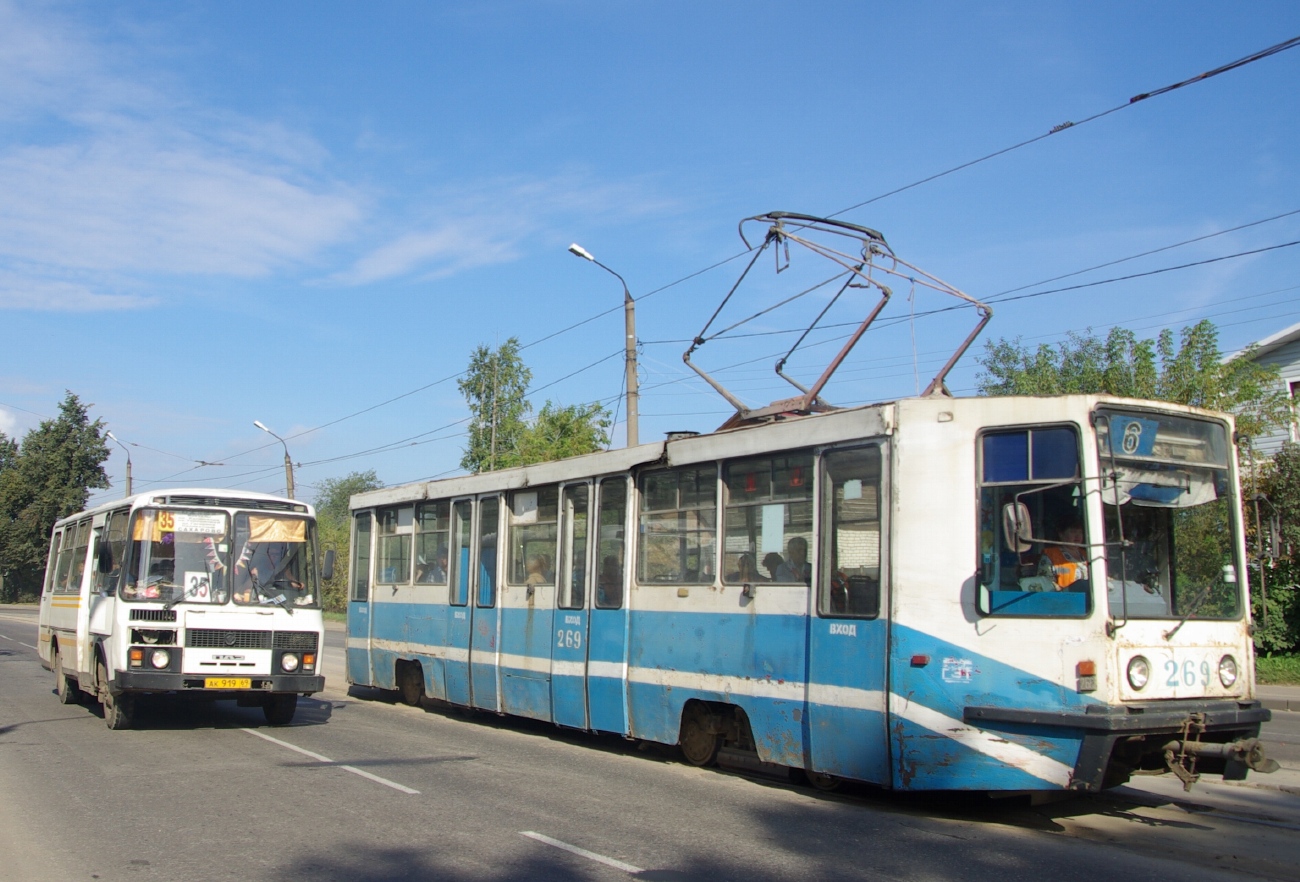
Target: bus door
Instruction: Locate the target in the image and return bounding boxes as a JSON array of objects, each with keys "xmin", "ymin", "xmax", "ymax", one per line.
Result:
[
  {"xmin": 85, "ymin": 510, "xmax": 125, "ymax": 675},
  {"xmin": 552, "ymin": 482, "xmax": 592, "ymax": 729},
  {"xmin": 500, "ymin": 487, "xmax": 557, "ymax": 722},
  {"xmin": 444, "ymin": 499, "xmax": 474, "ymax": 706},
  {"xmin": 586, "ymin": 477, "xmax": 630, "ymax": 734},
  {"xmin": 806, "ymin": 444, "xmax": 891, "ymax": 785},
  {"xmin": 347, "ymin": 512, "xmax": 375, "ymax": 686},
  {"xmin": 469, "ymin": 495, "xmax": 502, "ymax": 711}
]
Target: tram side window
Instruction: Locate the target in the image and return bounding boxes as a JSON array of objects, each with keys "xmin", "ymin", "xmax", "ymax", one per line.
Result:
[
  {"xmin": 977, "ymin": 426, "xmax": 1090, "ymax": 617},
  {"xmin": 596, "ymin": 478, "xmax": 627, "ymax": 609},
  {"xmin": 414, "ymin": 501, "xmax": 450, "ymax": 585},
  {"xmin": 723, "ymin": 453, "xmax": 814, "ymax": 585},
  {"xmin": 449, "ymin": 500, "xmax": 472, "ymax": 606},
  {"xmin": 558, "ymin": 484, "xmax": 589, "ymax": 610},
  {"xmin": 376, "ymin": 505, "xmax": 413, "ymax": 585},
  {"xmin": 477, "ymin": 496, "xmax": 500, "ymax": 607},
  {"xmin": 639, "ymin": 465, "xmax": 717, "ymax": 585},
  {"xmin": 820, "ymin": 447, "xmax": 883, "ymax": 618},
  {"xmin": 94, "ymin": 510, "xmax": 129, "ymax": 595},
  {"xmin": 352, "ymin": 513, "xmax": 372, "ymax": 602},
  {"xmin": 508, "ymin": 487, "xmax": 558, "ymax": 587}
]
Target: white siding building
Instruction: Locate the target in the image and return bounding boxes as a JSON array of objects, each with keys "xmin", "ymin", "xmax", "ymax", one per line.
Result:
[{"xmin": 1235, "ymin": 320, "xmax": 1300, "ymax": 456}]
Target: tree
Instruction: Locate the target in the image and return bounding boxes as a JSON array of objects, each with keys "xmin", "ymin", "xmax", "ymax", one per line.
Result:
[
  {"xmin": 0, "ymin": 392, "xmax": 110, "ymax": 601},
  {"xmin": 458, "ymin": 339, "xmax": 611, "ymax": 473},
  {"xmin": 1251, "ymin": 443, "xmax": 1300, "ymax": 654},
  {"xmin": 458, "ymin": 338, "xmax": 533, "ymax": 473},
  {"xmin": 313, "ymin": 470, "xmax": 382, "ymax": 613},
  {"xmin": 977, "ymin": 320, "xmax": 1291, "ymax": 442}
]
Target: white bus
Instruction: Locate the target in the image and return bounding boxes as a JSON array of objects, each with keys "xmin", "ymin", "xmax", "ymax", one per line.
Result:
[{"xmin": 38, "ymin": 489, "xmax": 332, "ymax": 729}]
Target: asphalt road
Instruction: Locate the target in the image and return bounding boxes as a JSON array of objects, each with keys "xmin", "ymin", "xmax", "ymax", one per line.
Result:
[{"xmin": 3, "ymin": 607, "xmax": 1300, "ymax": 882}]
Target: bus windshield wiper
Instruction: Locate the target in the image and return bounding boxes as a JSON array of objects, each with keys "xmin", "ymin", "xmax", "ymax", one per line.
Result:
[{"xmin": 1164, "ymin": 585, "xmax": 1212, "ymax": 641}]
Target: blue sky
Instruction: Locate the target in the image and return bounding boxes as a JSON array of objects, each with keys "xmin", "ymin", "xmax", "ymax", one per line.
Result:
[{"xmin": 1, "ymin": 1, "xmax": 1297, "ymax": 507}]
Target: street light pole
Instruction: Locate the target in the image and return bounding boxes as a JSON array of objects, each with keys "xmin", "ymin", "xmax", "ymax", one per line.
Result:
[
  {"xmin": 105, "ymin": 431, "xmax": 132, "ymax": 498},
  {"xmin": 254, "ymin": 420, "xmax": 295, "ymax": 499},
  {"xmin": 568, "ymin": 243, "xmax": 639, "ymax": 447}
]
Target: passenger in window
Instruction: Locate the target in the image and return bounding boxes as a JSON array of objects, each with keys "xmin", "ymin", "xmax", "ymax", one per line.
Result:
[
  {"xmin": 525, "ymin": 554, "xmax": 549, "ymax": 587},
  {"xmin": 729, "ymin": 553, "xmax": 764, "ymax": 584},
  {"xmin": 776, "ymin": 537, "xmax": 811, "ymax": 584},
  {"xmin": 1040, "ymin": 520, "xmax": 1089, "ymax": 590},
  {"xmin": 762, "ymin": 552, "xmax": 784, "ymax": 582},
  {"xmin": 597, "ymin": 555, "xmax": 623, "ymax": 607}
]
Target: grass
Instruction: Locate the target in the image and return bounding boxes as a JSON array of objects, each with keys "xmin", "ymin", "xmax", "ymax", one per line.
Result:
[{"xmin": 1256, "ymin": 654, "xmax": 1300, "ymax": 685}]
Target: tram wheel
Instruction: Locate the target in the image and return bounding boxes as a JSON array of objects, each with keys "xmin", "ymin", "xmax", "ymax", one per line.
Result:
[
  {"xmin": 806, "ymin": 771, "xmax": 842, "ymax": 792},
  {"xmin": 679, "ymin": 704, "xmax": 721, "ymax": 767},
  {"xmin": 98, "ymin": 658, "xmax": 134, "ymax": 730},
  {"xmin": 55, "ymin": 648, "xmax": 78, "ymax": 705},
  {"xmin": 399, "ymin": 663, "xmax": 425, "ymax": 707}
]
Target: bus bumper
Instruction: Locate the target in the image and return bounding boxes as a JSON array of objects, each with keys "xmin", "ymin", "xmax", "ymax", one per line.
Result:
[
  {"xmin": 111, "ymin": 670, "xmax": 325, "ymax": 696},
  {"xmin": 964, "ymin": 699, "xmax": 1273, "ymax": 792}
]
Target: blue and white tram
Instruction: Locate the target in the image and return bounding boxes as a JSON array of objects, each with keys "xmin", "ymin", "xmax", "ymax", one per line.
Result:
[{"xmin": 346, "ymin": 393, "xmax": 1273, "ymax": 792}]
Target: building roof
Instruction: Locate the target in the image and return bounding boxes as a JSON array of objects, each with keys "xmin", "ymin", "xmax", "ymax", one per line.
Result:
[{"xmin": 1230, "ymin": 320, "xmax": 1300, "ymax": 362}]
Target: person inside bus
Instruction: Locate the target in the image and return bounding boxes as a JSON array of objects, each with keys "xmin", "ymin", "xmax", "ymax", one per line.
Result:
[
  {"xmin": 776, "ymin": 536, "xmax": 811, "ymax": 584},
  {"xmin": 1039, "ymin": 519, "xmax": 1089, "ymax": 591}
]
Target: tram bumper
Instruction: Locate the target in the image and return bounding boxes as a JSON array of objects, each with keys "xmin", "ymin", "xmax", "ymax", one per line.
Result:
[{"xmin": 963, "ymin": 699, "xmax": 1273, "ymax": 792}]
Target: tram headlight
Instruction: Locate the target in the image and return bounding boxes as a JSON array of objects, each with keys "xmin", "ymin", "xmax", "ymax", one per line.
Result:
[
  {"xmin": 149, "ymin": 649, "xmax": 170, "ymax": 669},
  {"xmin": 280, "ymin": 652, "xmax": 301, "ymax": 673},
  {"xmin": 1218, "ymin": 655, "xmax": 1239, "ymax": 687},
  {"xmin": 1127, "ymin": 656, "xmax": 1150, "ymax": 690}
]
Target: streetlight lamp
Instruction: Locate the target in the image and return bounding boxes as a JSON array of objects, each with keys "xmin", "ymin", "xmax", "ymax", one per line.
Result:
[
  {"xmin": 254, "ymin": 420, "xmax": 295, "ymax": 499},
  {"xmin": 568, "ymin": 243, "xmax": 639, "ymax": 447},
  {"xmin": 105, "ymin": 431, "xmax": 132, "ymax": 498}
]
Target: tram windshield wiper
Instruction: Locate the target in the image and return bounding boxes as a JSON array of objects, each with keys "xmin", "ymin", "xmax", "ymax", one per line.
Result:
[{"xmin": 1164, "ymin": 585, "xmax": 1212, "ymax": 641}]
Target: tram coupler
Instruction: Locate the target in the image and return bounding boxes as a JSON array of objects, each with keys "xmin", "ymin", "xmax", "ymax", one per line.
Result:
[{"xmin": 1162, "ymin": 737, "xmax": 1278, "ymax": 791}]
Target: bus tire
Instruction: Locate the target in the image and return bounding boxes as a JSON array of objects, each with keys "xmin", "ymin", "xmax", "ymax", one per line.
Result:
[
  {"xmin": 97, "ymin": 658, "xmax": 134, "ymax": 730},
  {"xmin": 679, "ymin": 703, "xmax": 721, "ymax": 767},
  {"xmin": 264, "ymin": 694, "xmax": 298, "ymax": 726},
  {"xmin": 398, "ymin": 662, "xmax": 424, "ymax": 707},
  {"xmin": 54, "ymin": 647, "xmax": 78, "ymax": 705}
]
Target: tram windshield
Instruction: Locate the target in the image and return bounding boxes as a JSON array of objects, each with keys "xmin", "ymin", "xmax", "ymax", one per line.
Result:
[
  {"xmin": 118, "ymin": 508, "xmax": 320, "ymax": 609},
  {"xmin": 1096, "ymin": 410, "xmax": 1241, "ymax": 620}
]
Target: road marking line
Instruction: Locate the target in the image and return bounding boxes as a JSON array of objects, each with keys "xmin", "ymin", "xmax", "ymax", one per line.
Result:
[
  {"xmin": 241, "ymin": 728, "xmax": 420, "ymax": 794},
  {"xmin": 17, "ymin": 642, "xmax": 36, "ymax": 650},
  {"xmin": 0, "ymin": 634, "xmax": 12, "ymax": 639},
  {"xmin": 520, "ymin": 831, "xmax": 643, "ymax": 874}
]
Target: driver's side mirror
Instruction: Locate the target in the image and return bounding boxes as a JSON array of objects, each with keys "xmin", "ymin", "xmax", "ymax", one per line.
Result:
[
  {"xmin": 321, "ymin": 549, "xmax": 336, "ymax": 582},
  {"xmin": 1002, "ymin": 502, "xmax": 1033, "ymax": 552}
]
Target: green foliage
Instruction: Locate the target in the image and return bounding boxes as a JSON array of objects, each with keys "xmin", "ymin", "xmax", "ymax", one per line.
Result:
[
  {"xmin": 0, "ymin": 392, "xmax": 110, "ymax": 601},
  {"xmin": 1254, "ymin": 653, "xmax": 1300, "ymax": 685},
  {"xmin": 458, "ymin": 339, "xmax": 611, "ymax": 473},
  {"xmin": 458, "ymin": 338, "xmax": 533, "ymax": 473},
  {"xmin": 313, "ymin": 470, "xmax": 382, "ymax": 613},
  {"xmin": 977, "ymin": 320, "xmax": 1290, "ymax": 442},
  {"xmin": 1250, "ymin": 443, "xmax": 1300, "ymax": 654}
]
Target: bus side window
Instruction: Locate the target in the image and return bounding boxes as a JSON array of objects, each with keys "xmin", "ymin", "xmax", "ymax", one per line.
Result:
[
  {"xmin": 820, "ymin": 446, "xmax": 883, "ymax": 618},
  {"xmin": 43, "ymin": 530, "xmax": 64, "ymax": 596},
  {"xmin": 351, "ymin": 513, "xmax": 372, "ymax": 602}
]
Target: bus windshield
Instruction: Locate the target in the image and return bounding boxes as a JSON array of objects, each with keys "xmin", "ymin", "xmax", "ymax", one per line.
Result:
[
  {"xmin": 119, "ymin": 509, "xmax": 320, "ymax": 609},
  {"xmin": 1095, "ymin": 409, "xmax": 1241, "ymax": 620}
]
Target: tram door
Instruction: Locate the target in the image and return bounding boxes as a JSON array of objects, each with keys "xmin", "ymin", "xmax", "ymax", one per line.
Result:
[
  {"xmin": 346, "ymin": 512, "xmax": 375, "ymax": 686},
  {"xmin": 469, "ymin": 495, "xmax": 502, "ymax": 711},
  {"xmin": 444, "ymin": 500, "xmax": 474, "ymax": 706},
  {"xmin": 586, "ymin": 477, "xmax": 630, "ymax": 734},
  {"xmin": 806, "ymin": 444, "xmax": 891, "ymax": 785},
  {"xmin": 552, "ymin": 483, "xmax": 592, "ymax": 729}
]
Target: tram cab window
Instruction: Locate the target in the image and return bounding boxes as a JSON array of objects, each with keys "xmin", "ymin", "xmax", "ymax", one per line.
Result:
[
  {"xmin": 820, "ymin": 446, "xmax": 883, "ymax": 618},
  {"xmin": 352, "ymin": 513, "xmax": 372, "ymax": 602},
  {"xmin": 508, "ymin": 487, "xmax": 558, "ymax": 588},
  {"xmin": 376, "ymin": 505, "xmax": 413, "ymax": 585},
  {"xmin": 977, "ymin": 425, "xmax": 1090, "ymax": 617},
  {"xmin": 638, "ymin": 465, "xmax": 717, "ymax": 585},
  {"xmin": 723, "ymin": 453, "xmax": 813, "ymax": 586},
  {"xmin": 415, "ymin": 501, "xmax": 450, "ymax": 585},
  {"xmin": 596, "ymin": 478, "xmax": 628, "ymax": 609}
]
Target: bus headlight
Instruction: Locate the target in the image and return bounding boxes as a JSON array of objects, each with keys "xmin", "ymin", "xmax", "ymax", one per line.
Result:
[
  {"xmin": 150, "ymin": 649, "xmax": 170, "ymax": 669},
  {"xmin": 1127, "ymin": 656, "xmax": 1150, "ymax": 690},
  {"xmin": 1218, "ymin": 655, "xmax": 1238, "ymax": 687},
  {"xmin": 280, "ymin": 653, "xmax": 301, "ymax": 673}
]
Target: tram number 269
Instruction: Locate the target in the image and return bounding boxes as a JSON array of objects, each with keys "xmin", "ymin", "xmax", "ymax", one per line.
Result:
[{"xmin": 556, "ymin": 629, "xmax": 583, "ymax": 649}]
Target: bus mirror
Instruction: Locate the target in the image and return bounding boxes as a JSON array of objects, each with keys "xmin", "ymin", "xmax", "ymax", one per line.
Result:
[
  {"xmin": 1002, "ymin": 502, "xmax": 1033, "ymax": 553},
  {"xmin": 322, "ymin": 549, "xmax": 336, "ymax": 582},
  {"xmin": 97, "ymin": 543, "xmax": 114, "ymax": 574}
]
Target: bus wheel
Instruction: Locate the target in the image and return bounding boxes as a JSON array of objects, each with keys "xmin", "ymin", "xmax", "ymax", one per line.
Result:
[
  {"xmin": 54, "ymin": 648, "xmax": 78, "ymax": 705},
  {"xmin": 98, "ymin": 659, "xmax": 133, "ymax": 730},
  {"xmin": 679, "ymin": 704, "xmax": 721, "ymax": 767},
  {"xmin": 399, "ymin": 662, "xmax": 424, "ymax": 707},
  {"xmin": 264, "ymin": 694, "xmax": 298, "ymax": 726}
]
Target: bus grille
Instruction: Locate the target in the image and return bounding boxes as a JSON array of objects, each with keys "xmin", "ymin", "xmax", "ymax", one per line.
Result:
[
  {"xmin": 131, "ymin": 609, "xmax": 178, "ymax": 622},
  {"xmin": 273, "ymin": 631, "xmax": 319, "ymax": 651},
  {"xmin": 186, "ymin": 629, "xmax": 273, "ymax": 650}
]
